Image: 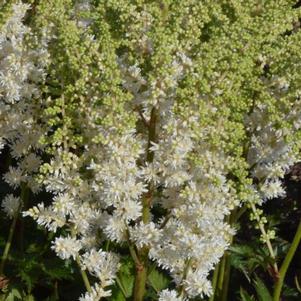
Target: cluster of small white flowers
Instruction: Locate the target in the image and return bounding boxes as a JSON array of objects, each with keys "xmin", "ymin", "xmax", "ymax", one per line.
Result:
[
  {"xmin": 0, "ymin": 3, "xmax": 48, "ymax": 223},
  {"xmin": 0, "ymin": 3, "xmax": 34, "ymax": 103},
  {"xmin": 130, "ymin": 222, "xmax": 163, "ymax": 248},
  {"xmin": 80, "ymin": 249, "xmax": 120, "ymax": 286},
  {"xmin": 51, "ymin": 235, "xmax": 82, "ymax": 260},
  {"xmin": 246, "ymin": 102, "xmax": 300, "ymax": 201},
  {"xmin": 243, "ymin": 79, "xmax": 301, "ymax": 248},
  {"xmin": 158, "ymin": 289, "xmax": 183, "ymax": 301},
  {"xmin": 184, "ymin": 269, "xmax": 213, "ymax": 298},
  {"xmin": 148, "ymin": 118, "xmax": 195, "ymax": 188},
  {"xmin": 260, "ymin": 178, "xmax": 286, "ymax": 200},
  {"xmin": 8, "ymin": 2, "xmax": 300, "ymax": 301},
  {"xmin": 79, "ymin": 283, "xmax": 111, "ymax": 301},
  {"xmin": 24, "ymin": 202, "xmax": 66, "ymax": 232},
  {"xmin": 122, "ymin": 95, "xmax": 235, "ymax": 298},
  {"xmin": 26, "ymin": 43, "xmax": 236, "ymax": 301},
  {"xmin": 1, "ymin": 194, "xmax": 21, "ymax": 218},
  {"xmin": 3, "ymin": 166, "xmax": 24, "ymax": 189},
  {"xmin": 87, "ymin": 131, "xmax": 147, "ymax": 243},
  {"xmin": 24, "ymin": 143, "xmax": 122, "ymax": 297}
]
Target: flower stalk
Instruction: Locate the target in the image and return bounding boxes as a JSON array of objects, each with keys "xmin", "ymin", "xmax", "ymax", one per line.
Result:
[
  {"xmin": 209, "ymin": 263, "xmax": 220, "ymax": 301},
  {"xmin": 250, "ymin": 203, "xmax": 279, "ymax": 275},
  {"xmin": 0, "ymin": 184, "xmax": 28, "ymax": 276},
  {"xmin": 133, "ymin": 107, "xmax": 157, "ymax": 301},
  {"xmin": 76, "ymin": 255, "xmax": 92, "ymax": 293},
  {"xmin": 0, "ymin": 208, "xmax": 19, "ymax": 276},
  {"xmin": 273, "ymin": 218, "xmax": 301, "ymax": 301}
]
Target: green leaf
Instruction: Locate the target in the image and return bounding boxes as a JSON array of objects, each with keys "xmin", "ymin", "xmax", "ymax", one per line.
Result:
[
  {"xmin": 147, "ymin": 268, "xmax": 169, "ymax": 293},
  {"xmin": 253, "ymin": 277, "xmax": 272, "ymax": 301},
  {"xmin": 230, "ymin": 245, "xmax": 254, "ymax": 256},
  {"xmin": 240, "ymin": 287, "xmax": 255, "ymax": 301},
  {"xmin": 115, "ymin": 257, "xmax": 135, "ymax": 298},
  {"xmin": 23, "ymin": 295, "xmax": 35, "ymax": 301},
  {"xmin": 17, "ymin": 270, "xmax": 37, "ymax": 293},
  {"xmin": 5, "ymin": 288, "xmax": 22, "ymax": 301},
  {"xmin": 110, "ymin": 289, "xmax": 126, "ymax": 301},
  {"xmin": 42, "ymin": 258, "xmax": 74, "ymax": 280},
  {"xmin": 26, "ymin": 244, "xmax": 42, "ymax": 254},
  {"xmin": 230, "ymin": 254, "xmax": 251, "ymax": 282}
]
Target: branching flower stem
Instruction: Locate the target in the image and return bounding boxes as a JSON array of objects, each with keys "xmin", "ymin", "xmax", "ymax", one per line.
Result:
[
  {"xmin": 126, "ymin": 229, "xmax": 141, "ymax": 266},
  {"xmin": 250, "ymin": 203, "xmax": 279, "ymax": 275},
  {"xmin": 133, "ymin": 107, "xmax": 157, "ymax": 301}
]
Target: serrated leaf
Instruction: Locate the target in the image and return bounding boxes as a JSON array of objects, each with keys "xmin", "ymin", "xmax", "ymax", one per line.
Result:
[
  {"xmin": 254, "ymin": 277, "xmax": 272, "ymax": 301},
  {"xmin": 115, "ymin": 257, "xmax": 135, "ymax": 298},
  {"xmin": 17, "ymin": 270, "xmax": 37, "ymax": 293},
  {"xmin": 230, "ymin": 245, "xmax": 254, "ymax": 256},
  {"xmin": 147, "ymin": 268, "xmax": 169, "ymax": 293},
  {"xmin": 230, "ymin": 255, "xmax": 251, "ymax": 281},
  {"xmin": 42, "ymin": 258, "xmax": 74, "ymax": 280}
]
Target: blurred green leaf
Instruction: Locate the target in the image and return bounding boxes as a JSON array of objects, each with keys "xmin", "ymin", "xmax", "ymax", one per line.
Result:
[
  {"xmin": 240, "ymin": 287, "xmax": 255, "ymax": 301},
  {"xmin": 23, "ymin": 295, "xmax": 35, "ymax": 301},
  {"xmin": 253, "ymin": 277, "xmax": 272, "ymax": 301},
  {"xmin": 230, "ymin": 245, "xmax": 254, "ymax": 256},
  {"xmin": 42, "ymin": 258, "xmax": 74, "ymax": 280},
  {"xmin": 147, "ymin": 268, "xmax": 169, "ymax": 293},
  {"xmin": 5, "ymin": 288, "xmax": 22, "ymax": 301},
  {"xmin": 110, "ymin": 289, "xmax": 126, "ymax": 301}
]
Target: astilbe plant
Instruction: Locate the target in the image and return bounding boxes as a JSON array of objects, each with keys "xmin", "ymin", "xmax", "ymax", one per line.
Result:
[{"xmin": 1, "ymin": 1, "xmax": 301, "ymax": 300}]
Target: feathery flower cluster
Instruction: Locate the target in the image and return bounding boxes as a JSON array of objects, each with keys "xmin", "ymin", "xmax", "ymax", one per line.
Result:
[
  {"xmin": 158, "ymin": 289, "xmax": 183, "ymax": 301},
  {"xmin": 1, "ymin": 1, "xmax": 300, "ymax": 300},
  {"xmin": 52, "ymin": 236, "xmax": 82, "ymax": 260},
  {"xmin": 79, "ymin": 283, "xmax": 111, "ymax": 301},
  {"xmin": 246, "ymin": 102, "xmax": 299, "ymax": 200},
  {"xmin": 80, "ymin": 249, "xmax": 120, "ymax": 287},
  {"xmin": 1, "ymin": 194, "xmax": 21, "ymax": 218},
  {"xmin": 0, "ymin": 2, "xmax": 48, "ymax": 207}
]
